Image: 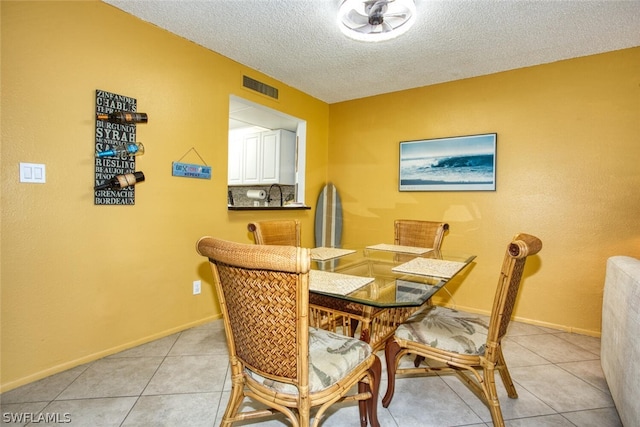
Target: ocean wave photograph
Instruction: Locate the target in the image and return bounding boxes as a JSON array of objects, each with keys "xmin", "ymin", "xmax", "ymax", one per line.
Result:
[{"xmin": 399, "ymin": 134, "xmax": 496, "ymax": 191}]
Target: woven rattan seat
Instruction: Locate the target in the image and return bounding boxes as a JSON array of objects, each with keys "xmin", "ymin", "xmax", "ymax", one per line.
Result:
[
  {"xmin": 394, "ymin": 219, "xmax": 449, "ymax": 249},
  {"xmin": 196, "ymin": 237, "xmax": 381, "ymax": 427},
  {"xmin": 382, "ymin": 233, "xmax": 542, "ymax": 427},
  {"xmin": 248, "ymin": 219, "xmax": 301, "ymax": 246}
]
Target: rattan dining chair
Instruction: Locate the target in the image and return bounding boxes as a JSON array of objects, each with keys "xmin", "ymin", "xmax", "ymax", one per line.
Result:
[
  {"xmin": 394, "ymin": 219, "xmax": 449, "ymax": 249},
  {"xmin": 196, "ymin": 237, "xmax": 381, "ymax": 427},
  {"xmin": 382, "ymin": 233, "xmax": 542, "ymax": 427},
  {"xmin": 248, "ymin": 219, "xmax": 301, "ymax": 246},
  {"xmin": 395, "ymin": 219, "xmax": 450, "ymax": 337}
]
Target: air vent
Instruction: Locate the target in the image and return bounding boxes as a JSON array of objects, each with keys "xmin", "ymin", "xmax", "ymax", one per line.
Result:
[{"xmin": 243, "ymin": 75, "xmax": 279, "ymax": 100}]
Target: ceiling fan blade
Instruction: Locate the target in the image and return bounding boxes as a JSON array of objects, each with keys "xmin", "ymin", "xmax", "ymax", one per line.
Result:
[
  {"xmin": 384, "ymin": 12, "xmax": 408, "ymax": 19},
  {"xmin": 353, "ymin": 24, "xmax": 377, "ymax": 34},
  {"xmin": 383, "ymin": 15, "xmax": 410, "ymax": 28},
  {"xmin": 345, "ymin": 9, "xmax": 370, "ymax": 26},
  {"xmin": 381, "ymin": 21, "xmax": 394, "ymax": 32},
  {"xmin": 365, "ymin": 0, "xmax": 393, "ymax": 14},
  {"xmin": 351, "ymin": 23, "xmax": 372, "ymax": 32}
]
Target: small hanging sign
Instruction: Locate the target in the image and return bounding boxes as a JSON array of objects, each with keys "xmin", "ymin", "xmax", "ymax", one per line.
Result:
[
  {"xmin": 172, "ymin": 147, "xmax": 211, "ymax": 179},
  {"xmin": 172, "ymin": 162, "xmax": 212, "ymax": 179}
]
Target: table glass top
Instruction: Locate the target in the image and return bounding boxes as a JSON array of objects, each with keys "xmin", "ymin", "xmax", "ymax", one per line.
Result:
[{"xmin": 309, "ymin": 246, "xmax": 476, "ymax": 308}]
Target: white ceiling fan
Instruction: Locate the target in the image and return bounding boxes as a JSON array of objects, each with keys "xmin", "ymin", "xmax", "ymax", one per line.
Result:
[{"xmin": 337, "ymin": 0, "xmax": 417, "ymax": 42}]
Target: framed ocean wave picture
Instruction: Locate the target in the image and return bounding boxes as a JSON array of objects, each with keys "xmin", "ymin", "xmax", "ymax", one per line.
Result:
[{"xmin": 399, "ymin": 133, "xmax": 497, "ymax": 191}]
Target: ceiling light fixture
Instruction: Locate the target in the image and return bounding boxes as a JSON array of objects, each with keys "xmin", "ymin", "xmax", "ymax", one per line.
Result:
[{"xmin": 337, "ymin": 0, "xmax": 417, "ymax": 42}]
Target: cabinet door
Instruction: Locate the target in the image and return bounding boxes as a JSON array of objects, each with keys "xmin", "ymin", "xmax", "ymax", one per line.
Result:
[
  {"xmin": 260, "ymin": 131, "xmax": 280, "ymax": 184},
  {"xmin": 242, "ymin": 133, "xmax": 261, "ymax": 184},
  {"xmin": 228, "ymin": 135, "xmax": 243, "ymax": 185},
  {"xmin": 278, "ymin": 130, "xmax": 296, "ymax": 185}
]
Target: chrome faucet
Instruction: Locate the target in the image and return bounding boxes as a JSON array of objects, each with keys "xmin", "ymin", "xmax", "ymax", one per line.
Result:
[{"xmin": 267, "ymin": 184, "xmax": 283, "ymax": 206}]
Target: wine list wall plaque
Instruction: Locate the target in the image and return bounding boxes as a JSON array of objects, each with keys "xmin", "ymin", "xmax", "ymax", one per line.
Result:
[{"xmin": 94, "ymin": 89, "xmax": 139, "ymax": 205}]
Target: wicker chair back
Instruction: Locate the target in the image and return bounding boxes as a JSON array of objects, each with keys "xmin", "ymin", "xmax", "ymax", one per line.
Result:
[
  {"xmin": 394, "ymin": 219, "xmax": 449, "ymax": 249},
  {"xmin": 248, "ymin": 219, "xmax": 301, "ymax": 246}
]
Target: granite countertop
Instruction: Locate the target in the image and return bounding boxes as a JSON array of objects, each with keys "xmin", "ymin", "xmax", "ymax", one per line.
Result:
[{"xmin": 227, "ymin": 205, "xmax": 311, "ymax": 211}]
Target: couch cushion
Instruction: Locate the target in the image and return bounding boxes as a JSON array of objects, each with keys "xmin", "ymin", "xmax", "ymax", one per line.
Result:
[
  {"xmin": 395, "ymin": 305, "xmax": 489, "ymax": 355},
  {"xmin": 247, "ymin": 327, "xmax": 372, "ymax": 394}
]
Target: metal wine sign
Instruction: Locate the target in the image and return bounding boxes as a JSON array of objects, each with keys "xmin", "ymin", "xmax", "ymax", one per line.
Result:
[{"xmin": 94, "ymin": 90, "xmax": 141, "ymax": 205}]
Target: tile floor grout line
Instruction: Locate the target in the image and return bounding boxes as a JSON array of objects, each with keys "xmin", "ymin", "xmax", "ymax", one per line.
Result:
[
  {"xmin": 552, "ymin": 362, "xmax": 612, "ymax": 396},
  {"xmin": 118, "ymin": 331, "xmax": 184, "ymax": 426},
  {"xmin": 25, "ymin": 362, "xmax": 97, "ymax": 426}
]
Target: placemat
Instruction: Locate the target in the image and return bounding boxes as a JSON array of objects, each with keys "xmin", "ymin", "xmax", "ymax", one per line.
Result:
[
  {"xmin": 392, "ymin": 257, "xmax": 467, "ymax": 278},
  {"xmin": 309, "ymin": 270, "xmax": 374, "ymax": 295},
  {"xmin": 366, "ymin": 243, "xmax": 433, "ymax": 255},
  {"xmin": 310, "ymin": 247, "xmax": 356, "ymax": 261}
]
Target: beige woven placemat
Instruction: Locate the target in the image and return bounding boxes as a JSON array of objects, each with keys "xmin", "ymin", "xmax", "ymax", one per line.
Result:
[
  {"xmin": 392, "ymin": 257, "xmax": 467, "ymax": 278},
  {"xmin": 309, "ymin": 270, "xmax": 374, "ymax": 295},
  {"xmin": 310, "ymin": 247, "xmax": 356, "ymax": 261},
  {"xmin": 366, "ymin": 243, "xmax": 433, "ymax": 255}
]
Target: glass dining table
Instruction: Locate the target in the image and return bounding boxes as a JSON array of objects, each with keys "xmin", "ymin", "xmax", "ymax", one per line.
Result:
[{"xmin": 308, "ymin": 245, "xmax": 476, "ymax": 352}]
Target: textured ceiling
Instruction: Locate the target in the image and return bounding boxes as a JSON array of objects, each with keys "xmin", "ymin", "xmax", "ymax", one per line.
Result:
[{"xmin": 103, "ymin": 0, "xmax": 640, "ymax": 104}]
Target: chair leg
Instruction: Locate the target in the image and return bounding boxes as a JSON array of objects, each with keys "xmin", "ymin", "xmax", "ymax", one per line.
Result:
[
  {"xmin": 350, "ymin": 320, "xmax": 359, "ymax": 337},
  {"xmin": 221, "ymin": 373, "xmax": 245, "ymax": 426},
  {"xmin": 367, "ymin": 356, "xmax": 381, "ymax": 427},
  {"xmin": 496, "ymin": 348, "xmax": 518, "ymax": 398},
  {"xmin": 413, "ymin": 355, "xmax": 425, "ymax": 367},
  {"xmin": 358, "ymin": 356, "xmax": 382, "ymax": 427},
  {"xmin": 358, "ymin": 383, "xmax": 368, "ymax": 427},
  {"xmin": 484, "ymin": 367, "xmax": 506, "ymax": 427},
  {"xmin": 299, "ymin": 397, "xmax": 311, "ymax": 427},
  {"xmin": 382, "ymin": 338, "xmax": 401, "ymax": 408}
]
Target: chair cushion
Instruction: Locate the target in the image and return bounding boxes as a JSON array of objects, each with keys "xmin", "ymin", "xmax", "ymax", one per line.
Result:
[
  {"xmin": 247, "ymin": 327, "xmax": 372, "ymax": 394},
  {"xmin": 395, "ymin": 306, "xmax": 488, "ymax": 355}
]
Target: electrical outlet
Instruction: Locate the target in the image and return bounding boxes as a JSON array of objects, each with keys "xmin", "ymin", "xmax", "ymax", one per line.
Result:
[{"xmin": 193, "ymin": 280, "xmax": 201, "ymax": 295}]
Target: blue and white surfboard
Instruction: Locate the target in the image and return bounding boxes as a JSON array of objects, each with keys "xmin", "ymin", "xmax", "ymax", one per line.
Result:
[{"xmin": 314, "ymin": 182, "xmax": 343, "ymax": 248}]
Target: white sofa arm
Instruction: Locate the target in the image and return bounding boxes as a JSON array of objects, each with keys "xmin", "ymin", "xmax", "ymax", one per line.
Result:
[{"xmin": 601, "ymin": 255, "xmax": 640, "ymax": 427}]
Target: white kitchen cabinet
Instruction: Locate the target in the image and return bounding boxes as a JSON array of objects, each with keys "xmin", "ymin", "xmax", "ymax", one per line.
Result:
[
  {"xmin": 228, "ymin": 129, "xmax": 296, "ymax": 185},
  {"xmin": 227, "ymin": 133, "xmax": 244, "ymax": 185},
  {"xmin": 241, "ymin": 132, "xmax": 261, "ymax": 184}
]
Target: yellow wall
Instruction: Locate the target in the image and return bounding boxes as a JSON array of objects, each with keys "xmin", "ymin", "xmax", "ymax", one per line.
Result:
[
  {"xmin": 2, "ymin": 0, "xmax": 639, "ymax": 393},
  {"xmin": 328, "ymin": 47, "xmax": 640, "ymax": 333},
  {"xmin": 0, "ymin": 1, "xmax": 328, "ymax": 391}
]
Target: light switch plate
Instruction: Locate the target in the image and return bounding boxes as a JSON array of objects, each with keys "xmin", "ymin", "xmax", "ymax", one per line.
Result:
[{"xmin": 20, "ymin": 163, "xmax": 46, "ymax": 183}]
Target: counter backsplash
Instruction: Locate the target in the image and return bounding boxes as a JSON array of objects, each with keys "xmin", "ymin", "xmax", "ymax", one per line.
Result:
[{"xmin": 228, "ymin": 185, "xmax": 295, "ymax": 208}]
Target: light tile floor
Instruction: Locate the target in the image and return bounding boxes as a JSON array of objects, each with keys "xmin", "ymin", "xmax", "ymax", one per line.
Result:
[{"xmin": 1, "ymin": 320, "xmax": 622, "ymax": 426}]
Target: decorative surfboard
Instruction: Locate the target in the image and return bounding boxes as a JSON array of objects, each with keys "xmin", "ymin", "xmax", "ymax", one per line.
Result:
[{"xmin": 315, "ymin": 182, "xmax": 343, "ymax": 248}]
